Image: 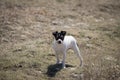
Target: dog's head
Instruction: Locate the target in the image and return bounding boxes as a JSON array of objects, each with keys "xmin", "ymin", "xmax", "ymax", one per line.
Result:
[{"xmin": 52, "ymin": 31, "xmax": 66, "ymax": 44}]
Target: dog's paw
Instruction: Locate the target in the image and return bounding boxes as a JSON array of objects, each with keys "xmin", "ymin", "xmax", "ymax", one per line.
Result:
[
  {"xmin": 62, "ymin": 64, "xmax": 66, "ymax": 69},
  {"xmin": 56, "ymin": 61, "xmax": 62, "ymax": 64},
  {"xmin": 62, "ymin": 66, "xmax": 66, "ymax": 69}
]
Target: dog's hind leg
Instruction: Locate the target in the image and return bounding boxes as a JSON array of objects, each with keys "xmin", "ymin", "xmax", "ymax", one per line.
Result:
[{"xmin": 73, "ymin": 44, "xmax": 83, "ymax": 67}]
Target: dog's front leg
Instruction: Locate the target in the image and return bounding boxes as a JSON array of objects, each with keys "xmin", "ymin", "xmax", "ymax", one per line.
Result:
[
  {"xmin": 62, "ymin": 52, "xmax": 66, "ymax": 69},
  {"xmin": 55, "ymin": 52, "xmax": 60, "ymax": 64}
]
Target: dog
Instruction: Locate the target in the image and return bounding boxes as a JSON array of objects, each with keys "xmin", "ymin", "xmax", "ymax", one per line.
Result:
[{"xmin": 52, "ymin": 31, "xmax": 83, "ymax": 68}]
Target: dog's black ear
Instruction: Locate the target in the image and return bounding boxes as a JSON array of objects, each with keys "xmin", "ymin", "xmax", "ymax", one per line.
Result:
[
  {"xmin": 52, "ymin": 31, "xmax": 58, "ymax": 37},
  {"xmin": 61, "ymin": 31, "xmax": 66, "ymax": 36}
]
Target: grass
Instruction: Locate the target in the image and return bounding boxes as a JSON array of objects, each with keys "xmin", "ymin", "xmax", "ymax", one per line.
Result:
[
  {"xmin": 0, "ymin": 31, "xmax": 119, "ymax": 80},
  {"xmin": 0, "ymin": 39, "xmax": 83, "ymax": 80},
  {"xmin": 0, "ymin": 39, "xmax": 52, "ymax": 80},
  {"xmin": 0, "ymin": 0, "xmax": 120, "ymax": 80},
  {"xmin": 56, "ymin": 0, "xmax": 65, "ymax": 3}
]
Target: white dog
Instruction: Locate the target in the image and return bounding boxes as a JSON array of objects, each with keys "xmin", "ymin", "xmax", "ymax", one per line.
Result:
[{"xmin": 52, "ymin": 31, "xmax": 83, "ymax": 68}]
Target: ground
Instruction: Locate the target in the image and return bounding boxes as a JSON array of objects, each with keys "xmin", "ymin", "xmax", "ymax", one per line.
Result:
[{"xmin": 0, "ymin": 0, "xmax": 120, "ymax": 80}]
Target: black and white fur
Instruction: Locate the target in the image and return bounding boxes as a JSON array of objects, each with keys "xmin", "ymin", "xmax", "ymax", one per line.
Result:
[{"xmin": 52, "ymin": 31, "xmax": 83, "ymax": 68}]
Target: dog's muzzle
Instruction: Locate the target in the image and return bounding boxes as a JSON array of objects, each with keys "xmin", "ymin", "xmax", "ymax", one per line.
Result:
[
  {"xmin": 57, "ymin": 39, "xmax": 62, "ymax": 44},
  {"xmin": 58, "ymin": 41, "xmax": 61, "ymax": 44}
]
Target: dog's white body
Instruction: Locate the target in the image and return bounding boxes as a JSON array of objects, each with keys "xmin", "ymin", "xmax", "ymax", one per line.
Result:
[{"xmin": 52, "ymin": 36, "xmax": 83, "ymax": 68}]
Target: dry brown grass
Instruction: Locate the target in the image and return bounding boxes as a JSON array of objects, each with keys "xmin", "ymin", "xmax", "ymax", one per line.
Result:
[{"xmin": 0, "ymin": 0, "xmax": 120, "ymax": 80}]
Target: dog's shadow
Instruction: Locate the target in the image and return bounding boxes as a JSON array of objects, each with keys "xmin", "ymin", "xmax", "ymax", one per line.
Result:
[{"xmin": 46, "ymin": 63, "xmax": 74, "ymax": 77}]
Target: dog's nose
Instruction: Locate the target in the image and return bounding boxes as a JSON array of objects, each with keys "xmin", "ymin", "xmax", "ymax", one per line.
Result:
[{"xmin": 58, "ymin": 41, "xmax": 61, "ymax": 44}]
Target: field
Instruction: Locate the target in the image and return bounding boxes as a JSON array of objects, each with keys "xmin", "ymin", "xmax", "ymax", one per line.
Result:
[{"xmin": 0, "ymin": 0, "xmax": 120, "ymax": 80}]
